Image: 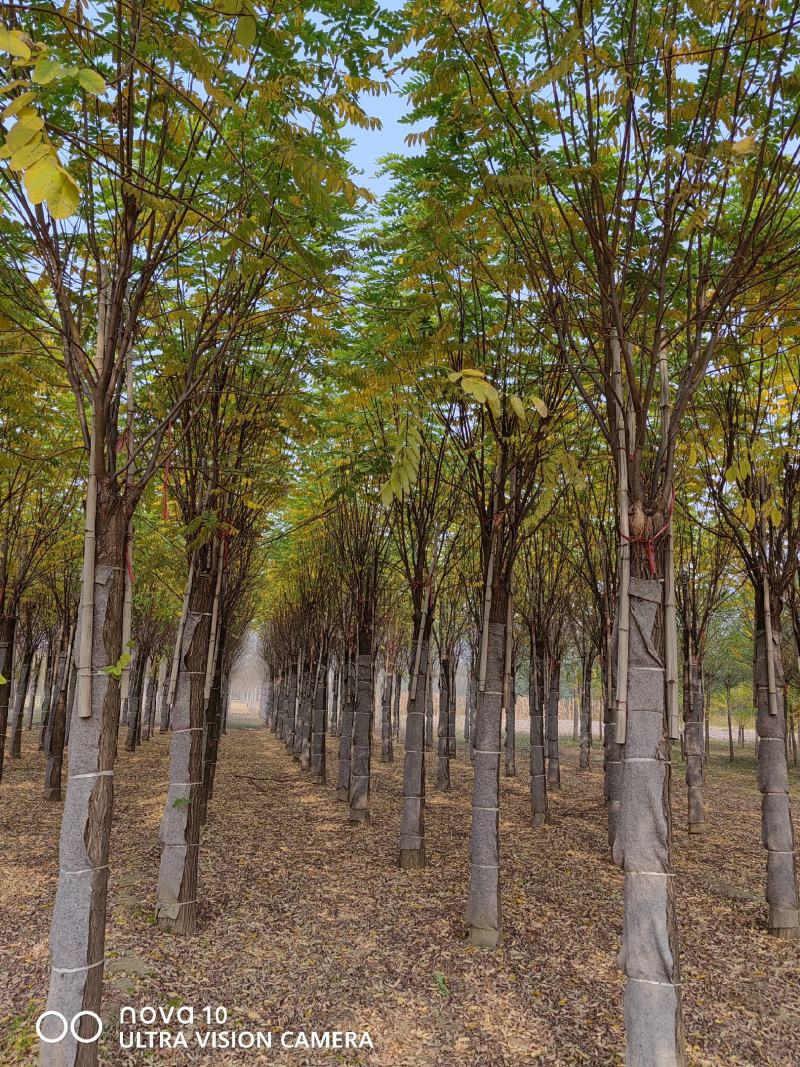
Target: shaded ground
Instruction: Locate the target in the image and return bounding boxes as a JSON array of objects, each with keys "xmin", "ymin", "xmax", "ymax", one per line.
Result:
[{"xmin": 1, "ymin": 720, "xmax": 799, "ymax": 1065}]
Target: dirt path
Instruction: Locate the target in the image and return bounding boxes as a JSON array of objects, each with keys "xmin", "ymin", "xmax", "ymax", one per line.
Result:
[{"xmin": 1, "ymin": 726, "xmax": 799, "ymax": 1065}]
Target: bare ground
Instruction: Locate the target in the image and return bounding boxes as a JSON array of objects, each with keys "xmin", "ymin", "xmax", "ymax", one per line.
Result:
[{"xmin": 1, "ymin": 721, "xmax": 799, "ymax": 1066}]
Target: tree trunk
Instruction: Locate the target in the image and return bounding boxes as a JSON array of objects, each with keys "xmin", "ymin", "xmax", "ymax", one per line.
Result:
[
  {"xmin": 124, "ymin": 654, "xmax": 146, "ymax": 752},
  {"xmin": 504, "ymin": 643, "xmax": 516, "ymax": 778},
  {"xmin": 336, "ymin": 650, "xmax": 355, "ymax": 801},
  {"xmin": 399, "ymin": 609, "xmax": 432, "ymax": 867},
  {"xmin": 465, "ymin": 667, "xmax": 475, "ymax": 742},
  {"xmin": 381, "ymin": 664, "xmax": 394, "ymax": 764},
  {"xmin": 43, "ymin": 630, "xmax": 74, "ymax": 803},
  {"xmin": 155, "ymin": 556, "xmax": 214, "ymax": 935},
  {"xmin": 529, "ymin": 627, "xmax": 547, "ymax": 826},
  {"xmin": 158, "ymin": 656, "xmax": 171, "ymax": 733},
  {"xmin": 612, "ymin": 576, "xmax": 685, "ymax": 1066},
  {"xmin": 754, "ymin": 595, "xmax": 799, "ymax": 938},
  {"xmin": 39, "ymin": 637, "xmax": 59, "ymax": 750},
  {"xmin": 311, "ymin": 650, "xmax": 328, "ymax": 784},
  {"xmin": 604, "ymin": 623, "xmax": 623, "ymax": 849},
  {"xmin": 683, "ymin": 639, "xmax": 705, "ymax": 834},
  {"xmin": 726, "ymin": 686, "xmax": 734, "ymax": 762},
  {"xmin": 284, "ymin": 660, "xmax": 298, "ymax": 754},
  {"xmin": 579, "ymin": 653, "xmax": 593, "ymax": 770},
  {"xmin": 140, "ymin": 662, "xmax": 158, "ymax": 742},
  {"xmin": 26, "ymin": 650, "xmax": 43, "ymax": 728},
  {"xmin": 39, "ymin": 482, "xmax": 127, "ymax": 1064},
  {"xmin": 10, "ymin": 645, "xmax": 34, "ymax": 758},
  {"xmin": 393, "ymin": 670, "xmax": 401, "ymax": 740},
  {"xmin": 424, "ymin": 667, "xmax": 433, "ymax": 750},
  {"xmin": 0, "ymin": 613, "xmax": 18, "ymax": 782},
  {"xmin": 298, "ymin": 659, "xmax": 313, "ymax": 769},
  {"xmin": 348, "ymin": 620, "xmax": 374, "ymax": 824},
  {"xmin": 466, "ymin": 598, "xmax": 506, "ymax": 947},
  {"xmin": 546, "ymin": 657, "xmax": 561, "ymax": 789},
  {"xmin": 436, "ymin": 653, "xmax": 450, "ymax": 789},
  {"xmin": 199, "ymin": 629, "xmax": 225, "ymax": 826},
  {"xmin": 63, "ymin": 654, "xmax": 78, "ymax": 749},
  {"xmin": 447, "ymin": 660, "xmax": 456, "ymax": 763},
  {"xmin": 329, "ymin": 665, "xmax": 340, "ymax": 737}
]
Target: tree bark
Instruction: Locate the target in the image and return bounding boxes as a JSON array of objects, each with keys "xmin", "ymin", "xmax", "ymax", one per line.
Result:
[
  {"xmin": 683, "ymin": 638, "xmax": 705, "ymax": 834},
  {"xmin": 155, "ymin": 555, "xmax": 214, "ymax": 935},
  {"xmin": 329, "ymin": 665, "xmax": 340, "ymax": 737},
  {"xmin": 124, "ymin": 654, "xmax": 146, "ymax": 752},
  {"xmin": 311, "ymin": 650, "xmax": 328, "ymax": 784},
  {"xmin": 546, "ymin": 657, "xmax": 561, "ymax": 789},
  {"xmin": 726, "ymin": 685, "xmax": 734, "ymax": 762},
  {"xmin": 424, "ymin": 667, "xmax": 433, "ymax": 750},
  {"xmin": 754, "ymin": 595, "xmax": 799, "ymax": 938},
  {"xmin": 399, "ymin": 609, "xmax": 432, "ymax": 867},
  {"xmin": 529, "ymin": 627, "xmax": 548, "ymax": 826},
  {"xmin": 612, "ymin": 577, "xmax": 685, "ymax": 1066},
  {"xmin": 336, "ymin": 650, "xmax": 355, "ymax": 801},
  {"xmin": 284, "ymin": 660, "xmax": 298, "ymax": 754},
  {"xmin": 381, "ymin": 664, "xmax": 394, "ymax": 763},
  {"xmin": 579, "ymin": 653, "xmax": 593, "ymax": 770},
  {"xmin": 10, "ymin": 644, "xmax": 34, "ymax": 758},
  {"xmin": 393, "ymin": 669, "xmax": 401, "ymax": 740},
  {"xmin": 43, "ymin": 629, "xmax": 74, "ymax": 803},
  {"xmin": 466, "ymin": 607, "xmax": 505, "ymax": 947},
  {"xmin": 298, "ymin": 658, "xmax": 313, "ymax": 769},
  {"xmin": 0, "ymin": 613, "xmax": 18, "ymax": 782},
  {"xmin": 604, "ymin": 621, "xmax": 623, "ymax": 849},
  {"xmin": 348, "ymin": 620, "xmax": 374, "ymax": 824},
  {"xmin": 436, "ymin": 653, "xmax": 450, "ymax": 788},
  {"xmin": 504, "ymin": 631, "xmax": 516, "ymax": 778},
  {"xmin": 39, "ymin": 636, "xmax": 59, "ymax": 750},
  {"xmin": 39, "ymin": 482, "xmax": 127, "ymax": 1065},
  {"xmin": 199, "ymin": 628, "xmax": 225, "ymax": 826}
]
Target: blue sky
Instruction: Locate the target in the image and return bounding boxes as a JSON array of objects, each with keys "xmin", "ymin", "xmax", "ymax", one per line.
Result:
[
  {"xmin": 345, "ymin": 84, "xmax": 418, "ymax": 197},
  {"xmin": 342, "ymin": 0, "xmax": 423, "ymax": 197}
]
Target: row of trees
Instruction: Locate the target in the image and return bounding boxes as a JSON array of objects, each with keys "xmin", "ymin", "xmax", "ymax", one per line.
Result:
[{"xmin": 0, "ymin": 2, "xmax": 799, "ymax": 1066}]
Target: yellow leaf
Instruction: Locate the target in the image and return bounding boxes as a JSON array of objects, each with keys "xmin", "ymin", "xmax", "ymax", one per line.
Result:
[
  {"xmin": 530, "ymin": 395, "xmax": 548, "ymax": 417},
  {"xmin": 23, "ymin": 155, "xmax": 60, "ymax": 204},
  {"xmin": 509, "ymin": 394, "xmax": 528, "ymax": 425},
  {"xmin": 731, "ymin": 136, "xmax": 755, "ymax": 155},
  {"xmin": 0, "ymin": 26, "xmax": 31, "ymax": 60},
  {"xmin": 9, "ymin": 141, "xmax": 51, "ymax": 171},
  {"xmin": 46, "ymin": 169, "xmax": 80, "ymax": 219},
  {"xmin": 1, "ymin": 90, "xmax": 35, "ymax": 120},
  {"xmin": 0, "ymin": 118, "xmax": 41, "ymax": 157}
]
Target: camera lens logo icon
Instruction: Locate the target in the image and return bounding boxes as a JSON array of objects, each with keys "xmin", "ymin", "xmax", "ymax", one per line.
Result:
[{"xmin": 36, "ymin": 1011, "xmax": 103, "ymax": 1044}]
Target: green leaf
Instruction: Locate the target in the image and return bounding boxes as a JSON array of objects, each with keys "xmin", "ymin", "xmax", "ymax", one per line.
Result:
[
  {"xmin": 235, "ymin": 15, "xmax": 256, "ymax": 48},
  {"xmin": 0, "ymin": 672, "xmax": 6, "ymax": 686},
  {"xmin": 433, "ymin": 973, "xmax": 450, "ymax": 997},
  {"xmin": 77, "ymin": 68, "xmax": 106, "ymax": 95},
  {"xmin": 100, "ymin": 650, "xmax": 131, "ymax": 681},
  {"xmin": 172, "ymin": 796, "xmax": 190, "ymax": 809}
]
